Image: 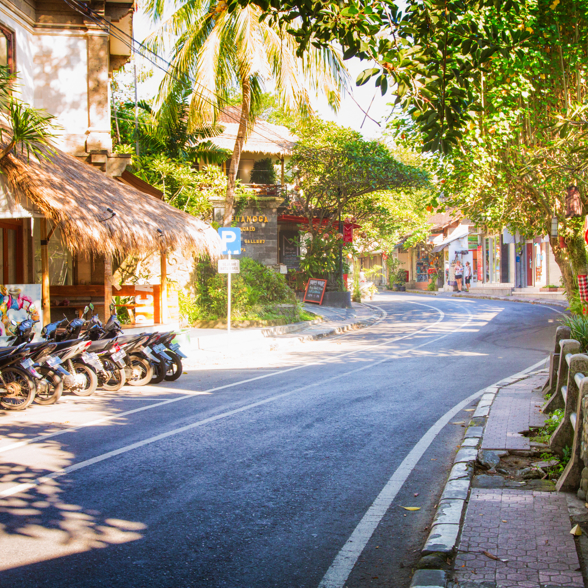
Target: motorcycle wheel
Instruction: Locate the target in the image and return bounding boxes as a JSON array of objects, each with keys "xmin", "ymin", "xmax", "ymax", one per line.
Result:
[
  {"xmin": 150, "ymin": 359, "xmax": 167, "ymax": 384},
  {"xmin": 164, "ymin": 352, "xmax": 183, "ymax": 382},
  {"xmin": 70, "ymin": 362, "xmax": 98, "ymax": 396},
  {"xmin": 100, "ymin": 358, "xmax": 127, "ymax": 392},
  {"xmin": 0, "ymin": 367, "xmax": 36, "ymax": 410},
  {"xmin": 126, "ymin": 355, "xmax": 153, "ymax": 387},
  {"xmin": 34, "ymin": 366, "xmax": 63, "ymax": 405}
]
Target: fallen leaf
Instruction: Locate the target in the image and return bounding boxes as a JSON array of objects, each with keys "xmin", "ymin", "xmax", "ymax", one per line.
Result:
[
  {"xmin": 451, "ymin": 421, "xmax": 466, "ymax": 425},
  {"xmin": 401, "ymin": 507, "xmax": 421, "ymax": 511},
  {"xmin": 414, "ymin": 493, "xmax": 419, "ymax": 497},
  {"xmin": 431, "ymin": 458, "xmax": 437, "ymax": 461},
  {"xmin": 482, "ymin": 550, "xmax": 508, "ymax": 563},
  {"xmin": 571, "ymin": 524, "xmax": 582, "ymax": 536},
  {"xmin": 463, "ymin": 409, "xmax": 475, "ymax": 412},
  {"xmin": 502, "ymin": 520, "xmax": 507, "ymax": 523}
]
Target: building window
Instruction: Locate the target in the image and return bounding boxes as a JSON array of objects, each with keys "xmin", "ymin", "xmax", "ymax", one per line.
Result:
[{"xmin": 0, "ymin": 26, "xmax": 15, "ymax": 74}]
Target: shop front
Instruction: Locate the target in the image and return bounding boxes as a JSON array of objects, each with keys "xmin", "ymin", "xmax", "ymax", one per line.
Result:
[{"xmin": 0, "ymin": 143, "xmax": 220, "ymax": 341}]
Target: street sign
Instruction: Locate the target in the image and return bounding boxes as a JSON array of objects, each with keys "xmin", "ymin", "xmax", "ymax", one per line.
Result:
[
  {"xmin": 218, "ymin": 259, "xmax": 240, "ymax": 274},
  {"xmin": 218, "ymin": 227, "xmax": 241, "ymax": 255}
]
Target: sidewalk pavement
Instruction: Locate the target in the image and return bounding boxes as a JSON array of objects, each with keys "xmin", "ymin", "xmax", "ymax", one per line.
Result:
[
  {"xmin": 412, "ymin": 366, "xmax": 587, "ymax": 588},
  {"xmin": 177, "ymin": 302, "xmax": 383, "ymax": 365}
]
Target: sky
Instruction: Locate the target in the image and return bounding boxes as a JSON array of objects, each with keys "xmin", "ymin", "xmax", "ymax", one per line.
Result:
[{"xmin": 132, "ymin": 11, "xmax": 392, "ymax": 139}]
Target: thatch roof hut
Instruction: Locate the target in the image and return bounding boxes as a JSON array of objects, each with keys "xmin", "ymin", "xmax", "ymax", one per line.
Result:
[
  {"xmin": 0, "ymin": 145, "xmax": 221, "ymax": 259},
  {"xmin": 211, "ymin": 107, "xmax": 297, "ymax": 156}
]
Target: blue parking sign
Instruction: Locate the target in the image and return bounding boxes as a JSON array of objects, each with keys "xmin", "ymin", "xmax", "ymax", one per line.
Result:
[{"xmin": 218, "ymin": 227, "xmax": 241, "ymax": 255}]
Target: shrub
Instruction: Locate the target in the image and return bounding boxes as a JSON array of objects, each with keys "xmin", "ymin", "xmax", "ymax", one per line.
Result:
[
  {"xmin": 561, "ymin": 314, "xmax": 588, "ymax": 352},
  {"xmin": 183, "ymin": 256, "xmax": 297, "ymax": 321}
]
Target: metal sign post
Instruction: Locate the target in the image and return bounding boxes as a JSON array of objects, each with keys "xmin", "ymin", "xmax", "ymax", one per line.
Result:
[{"xmin": 228, "ymin": 252, "xmax": 231, "ymax": 333}]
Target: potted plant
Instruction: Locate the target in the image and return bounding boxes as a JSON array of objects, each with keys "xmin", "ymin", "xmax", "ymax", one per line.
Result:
[{"xmin": 395, "ymin": 269, "xmax": 408, "ymax": 291}]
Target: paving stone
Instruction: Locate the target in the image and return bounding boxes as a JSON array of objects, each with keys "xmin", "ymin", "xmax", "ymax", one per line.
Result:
[
  {"xmin": 409, "ymin": 568, "xmax": 447, "ymax": 587},
  {"xmin": 481, "ymin": 377, "xmax": 546, "ymax": 451},
  {"xmin": 422, "ymin": 523, "xmax": 460, "ymax": 555},
  {"xmin": 455, "ymin": 447, "xmax": 479, "ymax": 463},
  {"xmin": 433, "ymin": 498, "xmax": 465, "ymax": 526},
  {"xmin": 441, "ymin": 478, "xmax": 470, "ymax": 501},
  {"xmin": 454, "ymin": 488, "xmax": 583, "ymax": 587}
]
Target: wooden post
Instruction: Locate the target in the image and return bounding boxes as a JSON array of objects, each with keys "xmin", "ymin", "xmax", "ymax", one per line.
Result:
[
  {"xmin": 40, "ymin": 218, "xmax": 50, "ymax": 326},
  {"xmin": 104, "ymin": 253, "xmax": 113, "ymax": 321},
  {"xmin": 160, "ymin": 252, "xmax": 168, "ymax": 324}
]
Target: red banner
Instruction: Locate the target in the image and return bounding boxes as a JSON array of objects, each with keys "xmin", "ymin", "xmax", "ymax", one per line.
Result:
[{"xmin": 343, "ymin": 223, "xmax": 353, "ymax": 243}]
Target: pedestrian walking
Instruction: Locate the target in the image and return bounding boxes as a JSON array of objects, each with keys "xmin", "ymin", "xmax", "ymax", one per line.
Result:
[
  {"xmin": 455, "ymin": 260, "xmax": 463, "ymax": 292},
  {"xmin": 464, "ymin": 261, "xmax": 472, "ymax": 292}
]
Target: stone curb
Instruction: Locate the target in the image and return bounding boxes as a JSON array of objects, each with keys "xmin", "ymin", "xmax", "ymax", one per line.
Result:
[
  {"xmin": 409, "ymin": 369, "xmax": 543, "ymax": 588},
  {"xmin": 453, "ymin": 293, "xmax": 568, "ymax": 309},
  {"xmin": 288, "ymin": 305, "xmax": 385, "ymax": 345},
  {"xmin": 181, "ymin": 304, "xmax": 385, "ymax": 361}
]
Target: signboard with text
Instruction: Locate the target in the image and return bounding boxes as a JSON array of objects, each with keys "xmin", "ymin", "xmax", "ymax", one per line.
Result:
[
  {"xmin": 303, "ymin": 278, "xmax": 327, "ymax": 305},
  {"xmin": 218, "ymin": 259, "xmax": 240, "ymax": 274}
]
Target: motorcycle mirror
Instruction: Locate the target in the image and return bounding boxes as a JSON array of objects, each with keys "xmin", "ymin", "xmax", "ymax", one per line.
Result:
[
  {"xmin": 83, "ymin": 305, "xmax": 89, "ymax": 315},
  {"xmin": 89, "ymin": 303, "xmax": 94, "ymax": 311}
]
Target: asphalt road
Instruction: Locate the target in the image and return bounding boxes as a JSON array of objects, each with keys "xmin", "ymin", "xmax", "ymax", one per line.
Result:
[{"xmin": 0, "ymin": 293, "xmax": 560, "ymax": 588}]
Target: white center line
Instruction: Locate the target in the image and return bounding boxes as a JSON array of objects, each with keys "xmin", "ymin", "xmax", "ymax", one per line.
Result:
[
  {"xmin": 0, "ymin": 302, "xmax": 444, "ymax": 454},
  {"xmin": 0, "ymin": 305, "xmax": 470, "ymax": 498},
  {"xmin": 317, "ymin": 356, "xmax": 549, "ymax": 588}
]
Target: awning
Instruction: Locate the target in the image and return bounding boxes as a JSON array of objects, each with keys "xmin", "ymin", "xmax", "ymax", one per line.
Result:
[
  {"xmin": 0, "ymin": 144, "xmax": 221, "ymax": 258},
  {"xmin": 432, "ymin": 225, "xmax": 470, "ymax": 253}
]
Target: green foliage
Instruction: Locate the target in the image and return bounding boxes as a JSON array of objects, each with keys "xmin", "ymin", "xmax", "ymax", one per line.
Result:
[
  {"xmin": 288, "ymin": 121, "xmax": 428, "ymax": 284},
  {"xmin": 0, "ymin": 67, "xmax": 59, "ymax": 165},
  {"xmin": 427, "ymin": 280, "xmax": 436, "ymax": 292},
  {"xmin": 182, "ymin": 256, "xmax": 298, "ymax": 321},
  {"xmin": 231, "ymin": 0, "xmax": 533, "ymax": 153},
  {"xmin": 250, "ymin": 157, "xmax": 277, "ymax": 184},
  {"xmin": 545, "ymin": 409, "xmax": 564, "ymax": 435},
  {"xmin": 561, "ymin": 314, "xmax": 588, "ymax": 352}
]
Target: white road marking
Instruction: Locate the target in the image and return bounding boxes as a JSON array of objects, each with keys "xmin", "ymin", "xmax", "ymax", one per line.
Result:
[
  {"xmin": 0, "ymin": 306, "xmax": 471, "ymax": 498},
  {"xmin": 317, "ymin": 356, "xmax": 549, "ymax": 588},
  {"xmin": 0, "ymin": 303, "xmax": 445, "ymax": 454}
]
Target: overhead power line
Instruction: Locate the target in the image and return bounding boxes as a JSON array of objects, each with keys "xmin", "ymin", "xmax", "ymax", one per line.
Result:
[{"xmin": 62, "ymin": 0, "xmax": 298, "ymax": 153}]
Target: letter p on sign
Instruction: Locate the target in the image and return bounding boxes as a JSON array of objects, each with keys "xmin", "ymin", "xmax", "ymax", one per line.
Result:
[{"xmin": 218, "ymin": 228, "xmax": 241, "ymax": 255}]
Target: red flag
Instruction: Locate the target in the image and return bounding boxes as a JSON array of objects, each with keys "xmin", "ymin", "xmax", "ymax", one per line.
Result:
[{"xmin": 343, "ymin": 223, "xmax": 353, "ymax": 243}]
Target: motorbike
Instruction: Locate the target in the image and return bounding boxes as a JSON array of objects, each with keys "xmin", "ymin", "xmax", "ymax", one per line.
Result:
[{"xmin": 0, "ymin": 343, "xmax": 42, "ymax": 410}]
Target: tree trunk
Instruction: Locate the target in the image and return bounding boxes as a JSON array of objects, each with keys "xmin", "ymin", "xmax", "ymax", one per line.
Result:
[
  {"xmin": 550, "ymin": 236, "xmax": 576, "ymax": 296},
  {"xmin": 223, "ymin": 77, "xmax": 251, "ymax": 227},
  {"xmin": 567, "ymin": 234, "xmax": 588, "ymax": 278}
]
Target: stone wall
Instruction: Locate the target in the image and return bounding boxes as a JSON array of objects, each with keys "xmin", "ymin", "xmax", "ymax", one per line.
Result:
[{"xmin": 232, "ymin": 198, "xmax": 280, "ymax": 266}]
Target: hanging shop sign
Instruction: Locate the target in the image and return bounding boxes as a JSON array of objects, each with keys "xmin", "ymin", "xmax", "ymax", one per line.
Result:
[{"xmin": 468, "ymin": 234, "xmax": 479, "ymax": 250}]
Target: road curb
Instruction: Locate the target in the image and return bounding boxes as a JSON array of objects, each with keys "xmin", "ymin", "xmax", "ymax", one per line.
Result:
[
  {"xmin": 453, "ymin": 293, "xmax": 567, "ymax": 309},
  {"xmin": 409, "ymin": 365, "xmax": 548, "ymax": 588},
  {"xmin": 281, "ymin": 303, "xmax": 385, "ymax": 345}
]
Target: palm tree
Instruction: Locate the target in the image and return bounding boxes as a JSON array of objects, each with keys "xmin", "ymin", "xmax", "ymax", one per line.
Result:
[
  {"xmin": 0, "ymin": 66, "xmax": 57, "ymax": 164},
  {"xmin": 144, "ymin": 0, "xmax": 347, "ymax": 225}
]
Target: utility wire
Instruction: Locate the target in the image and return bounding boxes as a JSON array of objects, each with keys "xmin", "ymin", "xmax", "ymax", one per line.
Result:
[{"xmin": 62, "ymin": 0, "xmax": 297, "ymax": 152}]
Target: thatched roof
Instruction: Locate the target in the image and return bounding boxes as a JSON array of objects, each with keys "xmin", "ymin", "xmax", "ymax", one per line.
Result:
[
  {"xmin": 0, "ymin": 146, "xmax": 221, "ymax": 259},
  {"xmin": 211, "ymin": 106, "xmax": 297, "ymax": 156}
]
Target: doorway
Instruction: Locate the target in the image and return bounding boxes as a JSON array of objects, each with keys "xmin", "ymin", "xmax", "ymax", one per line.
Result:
[{"xmin": 0, "ymin": 220, "xmax": 23, "ymax": 284}]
